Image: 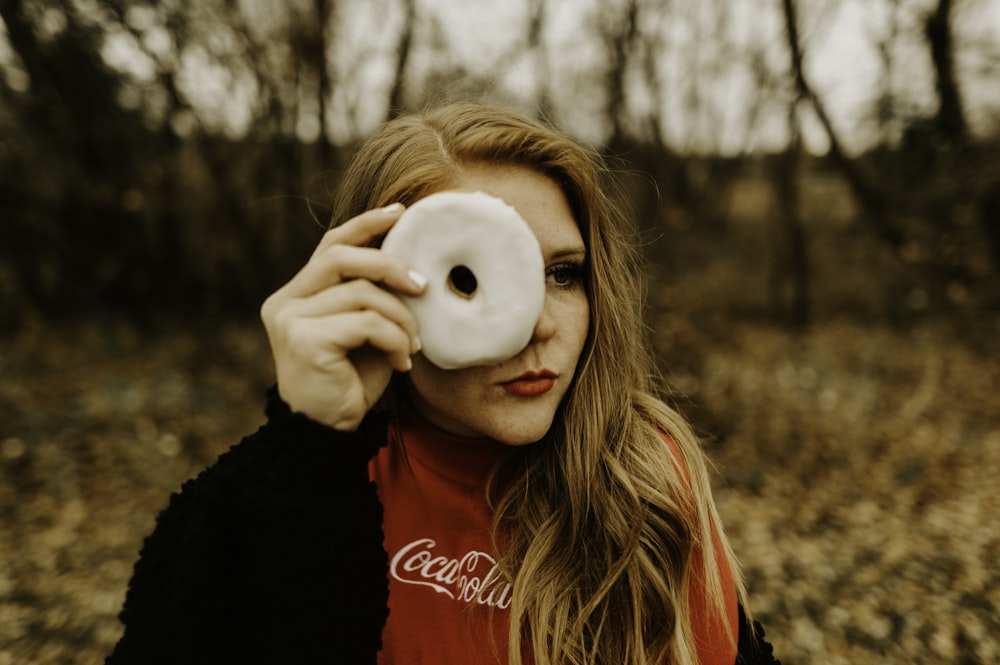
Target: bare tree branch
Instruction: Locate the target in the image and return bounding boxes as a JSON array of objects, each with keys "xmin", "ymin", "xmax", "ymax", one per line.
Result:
[{"xmin": 781, "ymin": 0, "xmax": 905, "ymax": 249}]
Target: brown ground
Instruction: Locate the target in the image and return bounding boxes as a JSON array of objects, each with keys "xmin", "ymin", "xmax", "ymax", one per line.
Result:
[{"xmin": 1, "ymin": 310, "xmax": 997, "ymax": 665}]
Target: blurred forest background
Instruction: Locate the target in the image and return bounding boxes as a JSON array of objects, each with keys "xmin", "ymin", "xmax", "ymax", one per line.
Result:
[{"xmin": 1, "ymin": 0, "xmax": 999, "ymax": 663}]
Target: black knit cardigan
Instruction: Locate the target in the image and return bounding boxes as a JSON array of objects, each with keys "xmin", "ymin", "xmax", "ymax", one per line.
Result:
[{"xmin": 107, "ymin": 389, "xmax": 780, "ymax": 665}]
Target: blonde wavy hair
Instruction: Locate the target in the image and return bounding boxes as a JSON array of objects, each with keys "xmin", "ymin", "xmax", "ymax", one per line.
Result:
[{"xmin": 332, "ymin": 103, "xmax": 746, "ymax": 665}]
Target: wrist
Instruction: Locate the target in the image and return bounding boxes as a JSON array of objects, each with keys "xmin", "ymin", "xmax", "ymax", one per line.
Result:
[{"xmin": 264, "ymin": 385, "xmax": 388, "ymax": 460}]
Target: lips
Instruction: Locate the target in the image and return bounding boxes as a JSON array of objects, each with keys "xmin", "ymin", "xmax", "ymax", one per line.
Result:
[{"xmin": 501, "ymin": 370, "xmax": 557, "ymax": 396}]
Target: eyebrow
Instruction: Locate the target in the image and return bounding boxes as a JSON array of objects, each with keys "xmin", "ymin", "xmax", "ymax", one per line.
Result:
[{"xmin": 547, "ymin": 247, "xmax": 587, "ymax": 261}]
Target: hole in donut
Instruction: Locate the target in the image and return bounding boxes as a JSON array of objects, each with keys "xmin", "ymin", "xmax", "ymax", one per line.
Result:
[{"xmin": 447, "ymin": 265, "xmax": 478, "ymax": 299}]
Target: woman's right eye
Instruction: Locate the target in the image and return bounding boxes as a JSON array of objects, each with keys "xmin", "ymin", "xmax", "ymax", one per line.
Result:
[{"xmin": 545, "ymin": 262, "xmax": 586, "ymax": 289}]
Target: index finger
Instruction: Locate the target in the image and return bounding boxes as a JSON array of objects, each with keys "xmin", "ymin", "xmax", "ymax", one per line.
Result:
[
  {"xmin": 313, "ymin": 203, "xmax": 405, "ymax": 257},
  {"xmin": 285, "ymin": 244, "xmax": 425, "ymax": 300}
]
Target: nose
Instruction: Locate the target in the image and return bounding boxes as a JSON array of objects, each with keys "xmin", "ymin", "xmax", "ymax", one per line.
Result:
[{"xmin": 529, "ymin": 296, "xmax": 557, "ymax": 343}]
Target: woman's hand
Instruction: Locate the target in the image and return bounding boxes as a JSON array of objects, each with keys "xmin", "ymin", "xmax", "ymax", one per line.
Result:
[{"xmin": 260, "ymin": 204, "xmax": 426, "ymax": 431}]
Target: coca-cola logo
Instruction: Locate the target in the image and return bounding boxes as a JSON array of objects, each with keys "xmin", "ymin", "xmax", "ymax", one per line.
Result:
[{"xmin": 389, "ymin": 538, "xmax": 513, "ymax": 609}]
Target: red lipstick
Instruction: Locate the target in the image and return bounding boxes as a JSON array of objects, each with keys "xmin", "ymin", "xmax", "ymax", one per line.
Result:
[{"xmin": 502, "ymin": 370, "xmax": 557, "ymax": 397}]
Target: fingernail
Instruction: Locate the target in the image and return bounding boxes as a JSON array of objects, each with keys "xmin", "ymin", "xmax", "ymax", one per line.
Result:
[
  {"xmin": 413, "ymin": 336, "xmax": 422, "ymax": 353},
  {"xmin": 381, "ymin": 202, "xmax": 404, "ymax": 214},
  {"xmin": 404, "ymin": 356, "xmax": 413, "ymax": 371},
  {"xmin": 408, "ymin": 269, "xmax": 428, "ymax": 290}
]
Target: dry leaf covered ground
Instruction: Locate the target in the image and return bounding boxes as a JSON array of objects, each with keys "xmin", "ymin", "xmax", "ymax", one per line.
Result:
[
  {"xmin": 1, "ymin": 310, "xmax": 997, "ymax": 665},
  {"xmin": 665, "ymin": 320, "xmax": 1000, "ymax": 665}
]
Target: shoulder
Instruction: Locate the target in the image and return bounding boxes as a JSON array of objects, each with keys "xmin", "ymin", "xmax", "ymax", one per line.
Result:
[{"xmin": 736, "ymin": 605, "xmax": 783, "ymax": 665}]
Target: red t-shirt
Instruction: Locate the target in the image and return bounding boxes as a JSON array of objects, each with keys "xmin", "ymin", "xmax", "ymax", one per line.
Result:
[{"xmin": 369, "ymin": 408, "xmax": 738, "ymax": 665}]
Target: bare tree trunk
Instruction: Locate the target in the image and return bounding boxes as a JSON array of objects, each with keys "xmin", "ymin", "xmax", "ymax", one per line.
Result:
[
  {"xmin": 769, "ymin": 109, "xmax": 810, "ymax": 327},
  {"xmin": 781, "ymin": 0, "xmax": 904, "ymax": 250},
  {"xmin": 925, "ymin": 0, "xmax": 967, "ymax": 143},
  {"xmin": 386, "ymin": 0, "xmax": 416, "ymax": 119},
  {"xmin": 526, "ymin": 0, "xmax": 554, "ymax": 120},
  {"xmin": 314, "ymin": 0, "xmax": 335, "ymax": 154},
  {"xmin": 601, "ymin": 0, "xmax": 639, "ymax": 150}
]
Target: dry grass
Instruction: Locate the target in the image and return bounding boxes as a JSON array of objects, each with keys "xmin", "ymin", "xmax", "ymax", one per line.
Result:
[
  {"xmin": 1, "ymin": 311, "xmax": 997, "ymax": 664},
  {"xmin": 664, "ymin": 321, "xmax": 1000, "ymax": 664},
  {"xmin": 0, "ymin": 319, "xmax": 269, "ymax": 665}
]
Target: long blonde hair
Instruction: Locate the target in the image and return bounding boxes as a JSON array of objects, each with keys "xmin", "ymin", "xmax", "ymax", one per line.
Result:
[{"xmin": 333, "ymin": 103, "xmax": 745, "ymax": 665}]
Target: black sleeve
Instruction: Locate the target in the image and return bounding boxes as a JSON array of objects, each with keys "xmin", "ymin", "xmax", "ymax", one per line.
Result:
[
  {"xmin": 106, "ymin": 387, "xmax": 390, "ymax": 665},
  {"xmin": 736, "ymin": 604, "xmax": 782, "ymax": 665}
]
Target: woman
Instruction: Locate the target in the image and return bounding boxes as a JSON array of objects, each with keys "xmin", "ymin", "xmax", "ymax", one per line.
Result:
[{"xmin": 107, "ymin": 103, "xmax": 780, "ymax": 665}]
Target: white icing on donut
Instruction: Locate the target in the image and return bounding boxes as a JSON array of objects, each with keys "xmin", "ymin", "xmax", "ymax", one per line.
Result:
[{"xmin": 381, "ymin": 191, "xmax": 545, "ymax": 369}]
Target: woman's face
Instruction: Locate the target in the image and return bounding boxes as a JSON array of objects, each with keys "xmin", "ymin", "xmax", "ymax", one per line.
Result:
[{"xmin": 405, "ymin": 165, "xmax": 590, "ymax": 445}]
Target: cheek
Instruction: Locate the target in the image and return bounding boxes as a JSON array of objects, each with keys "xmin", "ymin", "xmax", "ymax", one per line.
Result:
[
  {"xmin": 564, "ymin": 293, "xmax": 591, "ymax": 349},
  {"xmin": 408, "ymin": 362, "xmax": 450, "ymax": 398},
  {"xmin": 407, "ymin": 361, "xmax": 479, "ymax": 404}
]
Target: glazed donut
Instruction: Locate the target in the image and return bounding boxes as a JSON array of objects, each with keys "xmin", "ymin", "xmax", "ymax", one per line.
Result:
[{"xmin": 381, "ymin": 190, "xmax": 545, "ymax": 369}]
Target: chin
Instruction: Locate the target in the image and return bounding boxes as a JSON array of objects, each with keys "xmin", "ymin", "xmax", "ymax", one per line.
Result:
[
  {"xmin": 499, "ymin": 432, "xmax": 546, "ymax": 447},
  {"xmin": 491, "ymin": 414, "xmax": 557, "ymax": 447}
]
